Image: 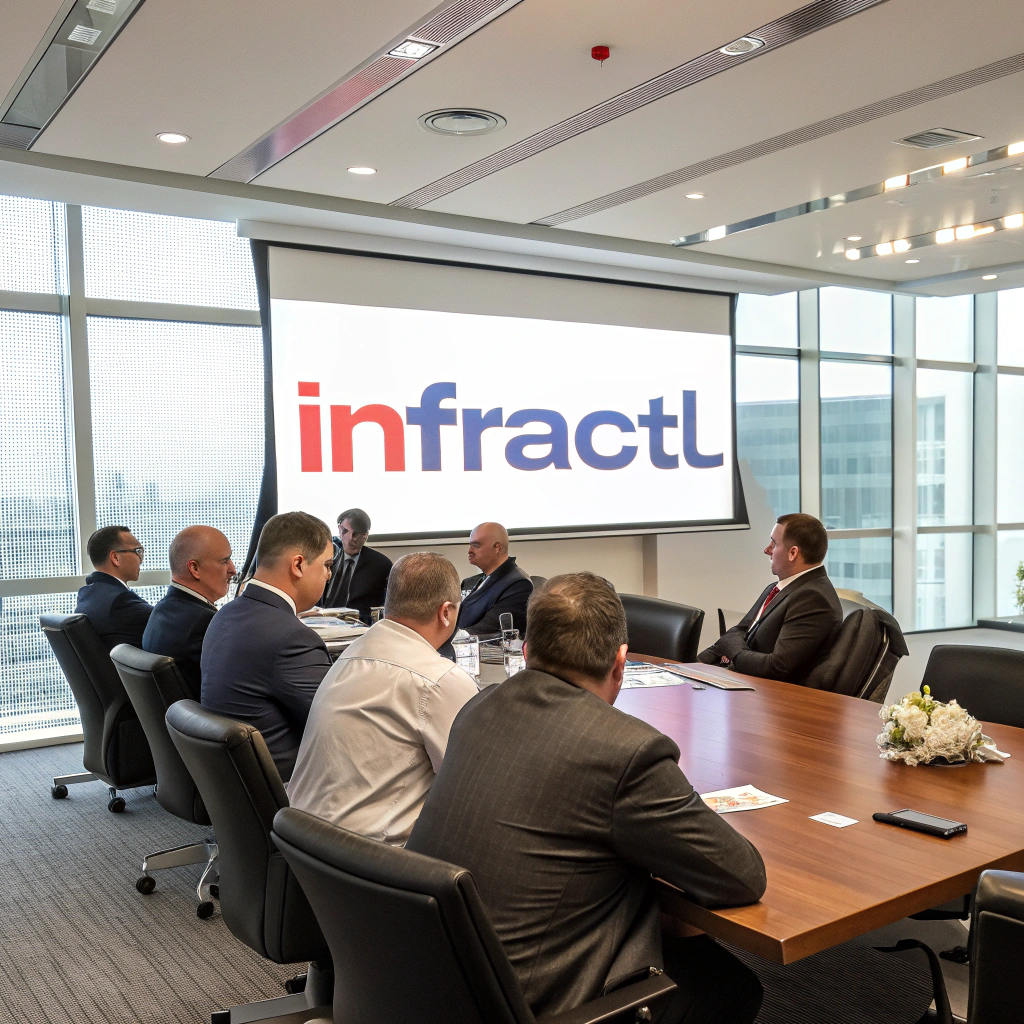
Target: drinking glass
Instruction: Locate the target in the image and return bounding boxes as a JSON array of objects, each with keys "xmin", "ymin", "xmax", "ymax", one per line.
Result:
[
  {"xmin": 452, "ymin": 635, "xmax": 480, "ymax": 678},
  {"xmin": 370, "ymin": 606, "xmax": 385, "ymax": 623},
  {"xmin": 503, "ymin": 630, "xmax": 525, "ymax": 677}
]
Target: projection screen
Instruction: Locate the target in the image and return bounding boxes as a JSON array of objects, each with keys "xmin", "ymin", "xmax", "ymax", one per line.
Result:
[{"xmin": 267, "ymin": 247, "xmax": 737, "ymax": 540}]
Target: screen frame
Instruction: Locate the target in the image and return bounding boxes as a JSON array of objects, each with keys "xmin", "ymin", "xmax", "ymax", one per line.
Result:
[{"xmin": 254, "ymin": 241, "xmax": 745, "ymax": 550}]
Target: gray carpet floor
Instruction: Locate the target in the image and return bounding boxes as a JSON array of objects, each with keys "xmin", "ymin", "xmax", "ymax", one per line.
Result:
[{"xmin": 0, "ymin": 742, "xmax": 938, "ymax": 1024}]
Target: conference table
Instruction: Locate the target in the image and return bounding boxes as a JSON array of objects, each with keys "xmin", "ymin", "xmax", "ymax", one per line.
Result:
[{"xmin": 608, "ymin": 658, "xmax": 1024, "ymax": 965}]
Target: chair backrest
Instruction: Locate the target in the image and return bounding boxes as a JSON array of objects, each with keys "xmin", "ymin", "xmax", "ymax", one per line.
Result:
[
  {"xmin": 530, "ymin": 576, "xmax": 547, "ymax": 590},
  {"xmin": 165, "ymin": 700, "xmax": 326, "ymax": 965},
  {"xmin": 110, "ymin": 645, "xmax": 208, "ymax": 825},
  {"xmin": 802, "ymin": 608, "xmax": 903, "ymax": 701},
  {"xmin": 39, "ymin": 613, "xmax": 154, "ymax": 787},
  {"xmin": 619, "ymin": 594, "xmax": 704, "ymax": 662},
  {"xmin": 272, "ymin": 807, "xmax": 534, "ymax": 1024},
  {"xmin": 922, "ymin": 646, "xmax": 1024, "ymax": 729},
  {"xmin": 969, "ymin": 869, "xmax": 1024, "ymax": 1024}
]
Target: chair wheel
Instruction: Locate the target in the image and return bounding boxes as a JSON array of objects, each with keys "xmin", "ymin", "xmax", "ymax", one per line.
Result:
[
  {"xmin": 136, "ymin": 875, "xmax": 156, "ymax": 895},
  {"xmin": 197, "ymin": 901, "xmax": 215, "ymax": 919},
  {"xmin": 209, "ymin": 883, "xmax": 219, "ymax": 899},
  {"xmin": 108, "ymin": 796, "xmax": 126, "ymax": 813},
  {"xmin": 51, "ymin": 784, "xmax": 68, "ymax": 799}
]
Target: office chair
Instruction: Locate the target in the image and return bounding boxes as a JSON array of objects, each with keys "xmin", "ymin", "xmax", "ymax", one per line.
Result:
[
  {"xmin": 921, "ymin": 645, "xmax": 1024, "ymax": 729},
  {"xmin": 110, "ymin": 645, "xmax": 218, "ymax": 918},
  {"xmin": 530, "ymin": 575, "xmax": 548, "ymax": 590},
  {"xmin": 620, "ymin": 594, "xmax": 704, "ymax": 663},
  {"xmin": 271, "ymin": 806, "xmax": 678, "ymax": 1024},
  {"xmin": 166, "ymin": 701, "xmax": 331, "ymax": 1023},
  {"xmin": 40, "ymin": 613, "xmax": 155, "ymax": 811}
]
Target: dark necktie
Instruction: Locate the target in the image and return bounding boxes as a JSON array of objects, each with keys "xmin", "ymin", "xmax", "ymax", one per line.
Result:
[
  {"xmin": 339, "ymin": 557, "xmax": 355, "ymax": 605},
  {"xmin": 759, "ymin": 584, "xmax": 780, "ymax": 619}
]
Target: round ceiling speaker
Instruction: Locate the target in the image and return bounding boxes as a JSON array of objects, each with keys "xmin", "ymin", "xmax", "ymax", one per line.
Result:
[
  {"xmin": 719, "ymin": 36, "xmax": 765, "ymax": 56},
  {"xmin": 419, "ymin": 109, "xmax": 507, "ymax": 136}
]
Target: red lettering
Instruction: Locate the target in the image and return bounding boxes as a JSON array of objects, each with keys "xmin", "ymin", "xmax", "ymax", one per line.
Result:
[
  {"xmin": 297, "ymin": 381, "xmax": 320, "ymax": 397},
  {"xmin": 299, "ymin": 405, "xmax": 322, "ymax": 472},
  {"xmin": 331, "ymin": 405, "xmax": 406, "ymax": 472}
]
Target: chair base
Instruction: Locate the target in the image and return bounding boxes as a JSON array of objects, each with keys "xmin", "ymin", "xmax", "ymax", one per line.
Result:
[
  {"xmin": 51, "ymin": 774, "xmax": 133, "ymax": 812},
  {"xmin": 211, "ymin": 961, "xmax": 332, "ymax": 1024},
  {"xmin": 137, "ymin": 841, "xmax": 219, "ymax": 916}
]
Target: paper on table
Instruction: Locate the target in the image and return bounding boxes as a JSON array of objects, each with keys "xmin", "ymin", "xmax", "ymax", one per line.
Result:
[
  {"xmin": 622, "ymin": 669, "xmax": 689, "ymax": 689},
  {"xmin": 809, "ymin": 811, "xmax": 859, "ymax": 828},
  {"xmin": 700, "ymin": 785, "xmax": 788, "ymax": 813}
]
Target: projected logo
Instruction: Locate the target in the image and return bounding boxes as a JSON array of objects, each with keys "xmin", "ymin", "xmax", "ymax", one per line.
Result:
[{"xmin": 296, "ymin": 381, "xmax": 723, "ymax": 474}]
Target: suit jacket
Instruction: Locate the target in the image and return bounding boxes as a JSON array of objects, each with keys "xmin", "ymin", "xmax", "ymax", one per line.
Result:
[
  {"xmin": 457, "ymin": 556, "xmax": 533, "ymax": 635},
  {"xmin": 406, "ymin": 669, "xmax": 766, "ymax": 1019},
  {"xmin": 320, "ymin": 542, "xmax": 392, "ymax": 623},
  {"xmin": 200, "ymin": 585, "xmax": 332, "ymax": 779},
  {"xmin": 142, "ymin": 586, "xmax": 216, "ymax": 700},
  {"xmin": 74, "ymin": 571, "xmax": 153, "ymax": 652},
  {"xmin": 698, "ymin": 565, "xmax": 843, "ymax": 685}
]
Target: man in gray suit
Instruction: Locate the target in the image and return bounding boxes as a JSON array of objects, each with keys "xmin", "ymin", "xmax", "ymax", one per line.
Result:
[{"xmin": 407, "ymin": 572, "xmax": 767, "ymax": 1024}]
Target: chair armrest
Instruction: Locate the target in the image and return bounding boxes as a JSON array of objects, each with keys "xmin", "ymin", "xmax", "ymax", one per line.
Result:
[
  {"xmin": 539, "ymin": 971, "xmax": 677, "ymax": 1024},
  {"xmin": 973, "ymin": 869, "xmax": 1024, "ymax": 922}
]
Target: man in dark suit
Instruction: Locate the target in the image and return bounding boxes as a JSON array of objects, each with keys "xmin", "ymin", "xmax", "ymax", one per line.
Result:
[
  {"xmin": 319, "ymin": 507, "xmax": 392, "ymax": 622},
  {"xmin": 409, "ymin": 573, "xmax": 766, "ymax": 1024},
  {"xmin": 201, "ymin": 512, "xmax": 334, "ymax": 780},
  {"xmin": 698, "ymin": 512, "xmax": 842, "ymax": 685},
  {"xmin": 143, "ymin": 526, "xmax": 236, "ymax": 699},
  {"xmin": 75, "ymin": 525, "xmax": 153, "ymax": 651},
  {"xmin": 456, "ymin": 521, "xmax": 533, "ymax": 635}
]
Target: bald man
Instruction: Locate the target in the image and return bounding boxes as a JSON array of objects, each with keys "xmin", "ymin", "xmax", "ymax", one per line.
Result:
[
  {"xmin": 455, "ymin": 522, "xmax": 534, "ymax": 637},
  {"xmin": 143, "ymin": 526, "xmax": 236, "ymax": 698}
]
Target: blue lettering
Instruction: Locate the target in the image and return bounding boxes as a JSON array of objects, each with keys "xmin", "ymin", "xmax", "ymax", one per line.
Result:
[
  {"xmin": 682, "ymin": 390, "xmax": 723, "ymax": 468},
  {"xmin": 462, "ymin": 407, "xmax": 503, "ymax": 471},
  {"xmin": 406, "ymin": 382, "xmax": 457, "ymax": 471},
  {"xmin": 575, "ymin": 410, "xmax": 637, "ymax": 470},
  {"xmin": 637, "ymin": 397, "xmax": 678, "ymax": 469},
  {"xmin": 505, "ymin": 409, "xmax": 571, "ymax": 470}
]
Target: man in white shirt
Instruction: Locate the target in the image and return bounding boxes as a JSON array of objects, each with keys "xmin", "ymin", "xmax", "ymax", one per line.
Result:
[{"xmin": 288, "ymin": 551, "xmax": 478, "ymax": 845}]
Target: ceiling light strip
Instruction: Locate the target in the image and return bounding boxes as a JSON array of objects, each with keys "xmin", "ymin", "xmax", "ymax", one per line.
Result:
[
  {"xmin": 844, "ymin": 211, "xmax": 1024, "ymax": 261},
  {"xmin": 209, "ymin": 0, "xmax": 525, "ymax": 183},
  {"xmin": 670, "ymin": 136, "xmax": 1024, "ymax": 247},
  {"xmin": 534, "ymin": 51, "xmax": 1024, "ymax": 228},
  {"xmin": 391, "ymin": 0, "xmax": 892, "ymax": 209}
]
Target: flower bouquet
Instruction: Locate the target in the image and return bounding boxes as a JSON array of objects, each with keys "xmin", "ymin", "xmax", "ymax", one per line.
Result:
[{"xmin": 877, "ymin": 686, "xmax": 1007, "ymax": 766}]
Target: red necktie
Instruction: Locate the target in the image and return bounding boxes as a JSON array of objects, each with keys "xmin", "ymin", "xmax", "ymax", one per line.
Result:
[{"xmin": 758, "ymin": 584, "xmax": 780, "ymax": 620}]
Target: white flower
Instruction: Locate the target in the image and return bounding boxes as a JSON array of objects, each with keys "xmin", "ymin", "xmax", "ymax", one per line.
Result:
[{"xmin": 895, "ymin": 704, "xmax": 929, "ymax": 742}]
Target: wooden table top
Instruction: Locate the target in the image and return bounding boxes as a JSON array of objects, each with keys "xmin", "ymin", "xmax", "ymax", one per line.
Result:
[{"xmin": 619, "ymin": 659, "xmax": 1024, "ymax": 964}]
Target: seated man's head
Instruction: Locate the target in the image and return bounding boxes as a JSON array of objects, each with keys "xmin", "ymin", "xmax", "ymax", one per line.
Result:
[
  {"xmin": 467, "ymin": 522, "xmax": 509, "ymax": 576},
  {"xmin": 87, "ymin": 525, "xmax": 144, "ymax": 583},
  {"xmin": 525, "ymin": 572, "xmax": 628, "ymax": 705},
  {"xmin": 384, "ymin": 552, "xmax": 462, "ymax": 649},
  {"xmin": 337, "ymin": 508, "xmax": 371, "ymax": 558},
  {"xmin": 766, "ymin": 513, "xmax": 828, "ymax": 580},
  {"xmin": 169, "ymin": 526, "xmax": 236, "ymax": 603},
  {"xmin": 255, "ymin": 512, "xmax": 334, "ymax": 612}
]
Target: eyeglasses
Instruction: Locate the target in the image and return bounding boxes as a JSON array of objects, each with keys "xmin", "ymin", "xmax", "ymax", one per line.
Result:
[{"xmin": 115, "ymin": 547, "xmax": 145, "ymax": 559}]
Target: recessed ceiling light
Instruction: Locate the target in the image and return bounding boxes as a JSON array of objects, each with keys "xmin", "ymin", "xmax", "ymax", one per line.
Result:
[
  {"xmin": 156, "ymin": 132, "xmax": 189, "ymax": 144},
  {"xmin": 1005, "ymin": 213, "xmax": 1024, "ymax": 229},
  {"xmin": 905, "ymin": 259, "xmax": 920, "ymax": 263},
  {"xmin": 706, "ymin": 225, "xmax": 727, "ymax": 241},
  {"xmin": 720, "ymin": 36, "xmax": 764, "ymax": 55},
  {"xmin": 982, "ymin": 274, "xmax": 998, "ymax": 280},
  {"xmin": 684, "ymin": 193, "xmax": 705, "ymax": 199},
  {"xmin": 875, "ymin": 241, "xmax": 894, "ymax": 256},
  {"xmin": 936, "ymin": 228, "xmax": 956, "ymax": 244},
  {"xmin": 942, "ymin": 157, "xmax": 968, "ymax": 173},
  {"xmin": 347, "ymin": 166, "xmax": 376, "ymax": 175},
  {"xmin": 846, "ymin": 235, "xmax": 862, "ymax": 241},
  {"xmin": 884, "ymin": 174, "xmax": 909, "ymax": 190},
  {"xmin": 893, "ymin": 238, "xmax": 911, "ymax": 253},
  {"xmin": 845, "ymin": 248, "xmax": 861, "ymax": 260},
  {"xmin": 955, "ymin": 224, "xmax": 976, "ymax": 240},
  {"xmin": 389, "ymin": 40, "xmax": 436, "ymax": 60},
  {"xmin": 419, "ymin": 109, "xmax": 506, "ymax": 136},
  {"xmin": 1008, "ymin": 141, "xmax": 1024, "ymax": 156}
]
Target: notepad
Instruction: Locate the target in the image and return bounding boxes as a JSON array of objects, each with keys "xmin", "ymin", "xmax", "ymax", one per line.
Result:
[{"xmin": 660, "ymin": 664, "xmax": 756, "ymax": 690}]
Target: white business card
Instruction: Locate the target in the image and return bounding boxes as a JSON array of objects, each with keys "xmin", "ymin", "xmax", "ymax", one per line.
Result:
[{"xmin": 809, "ymin": 811, "xmax": 859, "ymax": 828}]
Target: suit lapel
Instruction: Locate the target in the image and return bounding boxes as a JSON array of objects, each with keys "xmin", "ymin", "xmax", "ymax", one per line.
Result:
[{"xmin": 748, "ymin": 566, "xmax": 826, "ymax": 634}]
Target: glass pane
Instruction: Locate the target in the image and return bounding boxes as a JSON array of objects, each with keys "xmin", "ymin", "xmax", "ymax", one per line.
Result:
[
  {"xmin": 997, "ymin": 288, "xmax": 1024, "ymax": 367},
  {"xmin": 0, "ymin": 311, "xmax": 78, "ymax": 579},
  {"xmin": 916, "ymin": 533, "xmax": 973, "ymax": 629},
  {"xmin": 916, "ymin": 369, "xmax": 973, "ymax": 527},
  {"xmin": 83, "ymin": 208, "xmax": 259, "ymax": 310},
  {"xmin": 736, "ymin": 354, "xmax": 799, "ymax": 519},
  {"xmin": 916, "ymin": 295, "xmax": 974, "ymax": 361},
  {"xmin": 826, "ymin": 536, "xmax": 892, "ymax": 611},
  {"xmin": 0, "ymin": 592, "xmax": 81, "ymax": 736},
  {"xmin": 997, "ymin": 530, "xmax": 1024, "ymax": 616},
  {"xmin": 998, "ymin": 375, "xmax": 1024, "ymax": 523},
  {"xmin": 736, "ymin": 292, "xmax": 798, "ymax": 348},
  {"xmin": 89, "ymin": 318, "xmax": 264, "ymax": 571},
  {"xmin": 820, "ymin": 362, "xmax": 892, "ymax": 529},
  {"xmin": 0, "ymin": 194, "xmax": 66, "ymax": 294},
  {"xmin": 819, "ymin": 287, "xmax": 892, "ymax": 355}
]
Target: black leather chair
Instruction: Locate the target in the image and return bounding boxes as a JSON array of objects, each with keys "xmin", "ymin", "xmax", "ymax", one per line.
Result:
[
  {"xmin": 620, "ymin": 594, "xmax": 704, "ymax": 663},
  {"xmin": 165, "ymin": 700, "xmax": 330, "ymax": 1023},
  {"xmin": 921, "ymin": 645, "xmax": 1024, "ymax": 729},
  {"xmin": 530, "ymin": 575, "xmax": 548, "ymax": 590},
  {"xmin": 271, "ymin": 806, "xmax": 678, "ymax": 1024},
  {"xmin": 110, "ymin": 645, "xmax": 218, "ymax": 917},
  {"xmin": 40, "ymin": 613, "xmax": 155, "ymax": 811}
]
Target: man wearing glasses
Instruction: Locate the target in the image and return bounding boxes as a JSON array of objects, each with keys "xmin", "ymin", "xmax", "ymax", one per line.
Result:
[{"xmin": 75, "ymin": 525, "xmax": 153, "ymax": 651}]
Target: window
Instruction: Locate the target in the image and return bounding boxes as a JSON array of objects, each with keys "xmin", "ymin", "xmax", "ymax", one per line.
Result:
[
  {"xmin": 0, "ymin": 195, "xmax": 65, "ymax": 294},
  {"xmin": 997, "ymin": 288, "xmax": 1024, "ymax": 366},
  {"xmin": 826, "ymin": 536, "xmax": 892, "ymax": 611},
  {"xmin": 997, "ymin": 531, "xmax": 1024, "ymax": 617},
  {"xmin": 819, "ymin": 287, "xmax": 892, "ymax": 355},
  {"xmin": 0, "ymin": 311, "xmax": 78, "ymax": 580},
  {"xmin": 916, "ymin": 533, "xmax": 972, "ymax": 629},
  {"xmin": 916, "ymin": 370, "xmax": 973, "ymax": 527},
  {"xmin": 997, "ymin": 375, "xmax": 1024, "ymax": 524},
  {"xmin": 88, "ymin": 318, "xmax": 264, "ymax": 571},
  {"xmin": 736, "ymin": 354, "xmax": 799, "ymax": 519},
  {"xmin": 916, "ymin": 295, "xmax": 973, "ymax": 362},
  {"xmin": 735, "ymin": 292, "xmax": 798, "ymax": 348}
]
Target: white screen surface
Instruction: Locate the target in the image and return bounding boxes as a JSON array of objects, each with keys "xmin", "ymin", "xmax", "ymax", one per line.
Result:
[{"xmin": 268, "ymin": 250, "xmax": 735, "ymax": 539}]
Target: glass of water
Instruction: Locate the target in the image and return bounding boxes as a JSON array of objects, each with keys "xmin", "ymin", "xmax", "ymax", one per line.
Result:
[
  {"xmin": 503, "ymin": 630, "xmax": 525, "ymax": 677},
  {"xmin": 370, "ymin": 606, "xmax": 385, "ymax": 623},
  {"xmin": 452, "ymin": 634, "xmax": 480, "ymax": 678}
]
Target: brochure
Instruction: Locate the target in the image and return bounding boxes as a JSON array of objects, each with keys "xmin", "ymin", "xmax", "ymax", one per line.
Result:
[{"xmin": 700, "ymin": 785, "xmax": 788, "ymax": 813}]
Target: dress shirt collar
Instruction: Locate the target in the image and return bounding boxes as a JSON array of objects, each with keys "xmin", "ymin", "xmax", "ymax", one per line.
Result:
[
  {"xmin": 775, "ymin": 564, "xmax": 823, "ymax": 591},
  {"xmin": 91, "ymin": 570, "xmax": 128, "ymax": 588},
  {"xmin": 170, "ymin": 580, "xmax": 217, "ymax": 608},
  {"xmin": 247, "ymin": 578, "xmax": 297, "ymax": 614}
]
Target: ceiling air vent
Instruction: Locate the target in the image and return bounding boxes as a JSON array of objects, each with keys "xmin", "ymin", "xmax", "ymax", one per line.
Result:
[{"xmin": 894, "ymin": 127, "xmax": 982, "ymax": 149}]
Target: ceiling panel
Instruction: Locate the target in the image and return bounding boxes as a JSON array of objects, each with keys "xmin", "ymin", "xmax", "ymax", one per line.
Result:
[
  {"xmin": 254, "ymin": 0, "xmax": 799, "ymax": 200},
  {"xmin": 32, "ymin": 0, "xmax": 440, "ymax": 173},
  {"xmin": 0, "ymin": 0, "xmax": 68, "ymax": 104}
]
